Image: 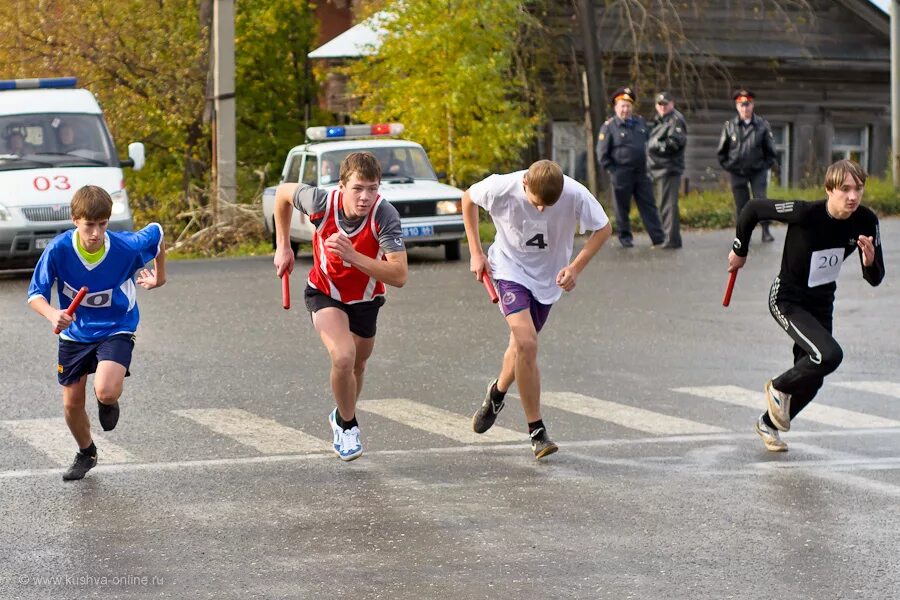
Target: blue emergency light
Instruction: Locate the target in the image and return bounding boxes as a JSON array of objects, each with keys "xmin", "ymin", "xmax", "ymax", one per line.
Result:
[
  {"xmin": 307, "ymin": 123, "xmax": 404, "ymax": 141},
  {"xmin": 0, "ymin": 77, "xmax": 78, "ymax": 91}
]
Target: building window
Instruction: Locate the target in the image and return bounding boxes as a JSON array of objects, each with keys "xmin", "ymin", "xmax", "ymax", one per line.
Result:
[
  {"xmin": 771, "ymin": 124, "xmax": 790, "ymax": 188},
  {"xmin": 831, "ymin": 126, "xmax": 869, "ymax": 170},
  {"xmin": 551, "ymin": 121, "xmax": 586, "ymax": 180}
]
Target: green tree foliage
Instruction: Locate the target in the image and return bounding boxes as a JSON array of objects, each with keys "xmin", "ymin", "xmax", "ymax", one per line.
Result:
[
  {"xmin": 0, "ymin": 0, "xmax": 210, "ymax": 228},
  {"xmin": 235, "ymin": 0, "xmax": 323, "ymax": 184},
  {"xmin": 345, "ymin": 0, "xmax": 546, "ymax": 186},
  {"xmin": 0, "ymin": 0, "xmax": 321, "ymax": 239}
]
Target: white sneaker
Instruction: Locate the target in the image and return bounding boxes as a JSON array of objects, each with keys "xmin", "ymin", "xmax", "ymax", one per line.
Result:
[
  {"xmin": 756, "ymin": 414, "xmax": 788, "ymax": 452},
  {"xmin": 329, "ymin": 409, "xmax": 363, "ymax": 461},
  {"xmin": 765, "ymin": 379, "xmax": 791, "ymax": 432}
]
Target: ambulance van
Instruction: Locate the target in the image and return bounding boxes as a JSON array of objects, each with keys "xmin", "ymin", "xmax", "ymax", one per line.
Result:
[{"xmin": 0, "ymin": 77, "xmax": 145, "ymax": 268}]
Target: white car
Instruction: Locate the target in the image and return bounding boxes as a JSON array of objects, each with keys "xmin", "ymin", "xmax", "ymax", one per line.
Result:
[
  {"xmin": 0, "ymin": 77, "xmax": 145, "ymax": 268},
  {"xmin": 262, "ymin": 124, "xmax": 465, "ymax": 260}
]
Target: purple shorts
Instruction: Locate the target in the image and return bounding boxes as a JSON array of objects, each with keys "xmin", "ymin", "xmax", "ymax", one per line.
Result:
[{"xmin": 496, "ymin": 279, "xmax": 552, "ymax": 332}]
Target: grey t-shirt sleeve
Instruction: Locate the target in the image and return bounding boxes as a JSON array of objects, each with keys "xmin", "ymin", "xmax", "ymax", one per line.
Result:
[
  {"xmin": 291, "ymin": 184, "xmax": 329, "ymax": 225},
  {"xmin": 374, "ymin": 200, "xmax": 406, "ymax": 254}
]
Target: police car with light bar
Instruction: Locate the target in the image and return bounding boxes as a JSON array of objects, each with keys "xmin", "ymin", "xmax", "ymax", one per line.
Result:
[
  {"xmin": 0, "ymin": 77, "xmax": 145, "ymax": 267},
  {"xmin": 262, "ymin": 123, "xmax": 466, "ymax": 260}
]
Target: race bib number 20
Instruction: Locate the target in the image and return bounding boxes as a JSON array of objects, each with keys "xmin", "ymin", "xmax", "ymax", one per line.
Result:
[{"xmin": 808, "ymin": 248, "xmax": 843, "ymax": 288}]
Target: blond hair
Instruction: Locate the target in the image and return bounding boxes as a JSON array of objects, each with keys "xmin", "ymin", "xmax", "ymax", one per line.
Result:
[
  {"xmin": 825, "ymin": 159, "xmax": 867, "ymax": 192},
  {"xmin": 71, "ymin": 185, "xmax": 112, "ymax": 220},
  {"xmin": 525, "ymin": 160, "xmax": 564, "ymax": 206}
]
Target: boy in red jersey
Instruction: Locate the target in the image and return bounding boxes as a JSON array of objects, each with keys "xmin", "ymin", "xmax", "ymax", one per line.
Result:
[{"xmin": 273, "ymin": 152, "xmax": 408, "ymax": 461}]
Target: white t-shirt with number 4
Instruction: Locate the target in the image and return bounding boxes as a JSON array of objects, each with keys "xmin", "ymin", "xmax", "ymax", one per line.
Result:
[{"xmin": 468, "ymin": 171, "xmax": 609, "ymax": 304}]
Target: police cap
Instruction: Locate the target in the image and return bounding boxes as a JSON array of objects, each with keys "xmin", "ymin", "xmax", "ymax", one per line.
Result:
[
  {"xmin": 611, "ymin": 86, "xmax": 636, "ymax": 104},
  {"xmin": 733, "ymin": 89, "xmax": 755, "ymax": 104}
]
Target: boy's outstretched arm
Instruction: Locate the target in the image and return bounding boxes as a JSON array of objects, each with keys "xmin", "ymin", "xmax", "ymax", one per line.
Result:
[{"xmin": 137, "ymin": 236, "xmax": 166, "ymax": 289}]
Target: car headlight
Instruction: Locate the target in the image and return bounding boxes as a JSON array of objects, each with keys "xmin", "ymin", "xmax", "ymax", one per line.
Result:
[
  {"xmin": 110, "ymin": 190, "xmax": 129, "ymax": 216},
  {"xmin": 0, "ymin": 202, "xmax": 10, "ymax": 221},
  {"xmin": 436, "ymin": 200, "xmax": 461, "ymax": 215}
]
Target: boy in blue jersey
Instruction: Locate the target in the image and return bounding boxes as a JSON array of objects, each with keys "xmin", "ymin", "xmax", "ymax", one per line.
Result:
[{"xmin": 27, "ymin": 185, "xmax": 166, "ymax": 480}]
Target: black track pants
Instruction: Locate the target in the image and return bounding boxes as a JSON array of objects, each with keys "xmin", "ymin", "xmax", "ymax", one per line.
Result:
[{"xmin": 768, "ymin": 278, "xmax": 843, "ymax": 419}]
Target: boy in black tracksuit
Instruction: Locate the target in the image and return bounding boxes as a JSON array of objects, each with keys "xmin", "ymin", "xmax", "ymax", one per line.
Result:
[{"xmin": 727, "ymin": 160, "xmax": 884, "ymax": 451}]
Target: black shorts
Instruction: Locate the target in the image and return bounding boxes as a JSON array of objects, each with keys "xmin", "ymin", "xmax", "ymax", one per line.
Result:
[
  {"xmin": 58, "ymin": 334, "xmax": 135, "ymax": 386},
  {"xmin": 304, "ymin": 285, "xmax": 385, "ymax": 339}
]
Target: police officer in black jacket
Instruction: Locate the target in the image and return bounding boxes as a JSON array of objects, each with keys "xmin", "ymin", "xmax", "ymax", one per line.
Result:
[
  {"xmin": 717, "ymin": 89, "xmax": 778, "ymax": 242},
  {"xmin": 597, "ymin": 86, "xmax": 665, "ymax": 248},
  {"xmin": 648, "ymin": 92, "xmax": 687, "ymax": 249}
]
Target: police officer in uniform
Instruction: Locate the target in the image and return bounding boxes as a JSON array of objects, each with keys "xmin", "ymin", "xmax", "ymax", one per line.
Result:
[
  {"xmin": 597, "ymin": 86, "xmax": 665, "ymax": 248},
  {"xmin": 648, "ymin": 91, "xmax": 687, "ymax": 249},
  {"xmin": 717, "ymin": 89, "xmax": 777, "ymax": 242}
]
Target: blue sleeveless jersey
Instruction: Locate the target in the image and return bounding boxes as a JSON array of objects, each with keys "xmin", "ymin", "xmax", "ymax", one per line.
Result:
[{"xmin": 28, "ymin": 224, "xmax": 163, "ymax": 342}]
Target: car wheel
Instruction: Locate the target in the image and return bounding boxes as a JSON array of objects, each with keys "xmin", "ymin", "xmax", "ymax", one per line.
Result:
[
  {"xmin": 444, "ymin": 240, "xmax": 461, "ymax": 261},
  {"xmin": 290, "ymin": 240, "xmax": 301, "ymax": 256}
]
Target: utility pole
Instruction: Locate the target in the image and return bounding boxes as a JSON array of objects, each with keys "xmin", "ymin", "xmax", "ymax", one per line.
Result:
[
  {"xmin": 213, "ymin": 0, "xmax": 237, "ymax": 217},
  {"xmin": 578, "ymin": 0, "xmax": 607, "ymax": 192},
  {"xmin": 892, "ymin": 0, "xmax": 900, "ymax": 186}
]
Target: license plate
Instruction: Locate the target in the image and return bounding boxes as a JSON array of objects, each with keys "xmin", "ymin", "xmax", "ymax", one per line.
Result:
[
  {"xmin": 402, "ymin": 225, "xmax": 434, "ymax": 238},
  {"xmin": 35, "ymin": 238, "xmax": 52, "ymax": 249}
]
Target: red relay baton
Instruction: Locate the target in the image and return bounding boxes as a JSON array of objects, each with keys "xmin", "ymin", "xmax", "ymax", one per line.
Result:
[
  {"xmin": 722, "ymin": 271, "xmax": 737, "ymax": 307},
  {"xmin": 480, "ymin": 272, "xmax": 499, "ymax": 304},
  {"xmin": 281, "ymin": 272, "xmax": 291, "ymax": 310},
  {"xmin": 55, "ymin": 286, "xmax": 88, "ymax": 334}
]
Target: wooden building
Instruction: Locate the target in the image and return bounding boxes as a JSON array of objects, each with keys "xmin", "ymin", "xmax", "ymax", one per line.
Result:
[
  {"xmin": 310, "ymin": 0, "xmax": 891, "ymax": 190},
  {"xmin": 551, "ymin": 0, "xmax": 891, "ymax": 190}
]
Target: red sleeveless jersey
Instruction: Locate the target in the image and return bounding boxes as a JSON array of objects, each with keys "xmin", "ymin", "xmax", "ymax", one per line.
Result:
[{"xmin": 308, "ymin": 189, "xmax": 387, "ymax": 304}]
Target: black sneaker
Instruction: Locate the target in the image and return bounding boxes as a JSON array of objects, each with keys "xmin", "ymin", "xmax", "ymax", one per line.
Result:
[
  {"xmin": 472, "ymin": 379, "xmax": 504, "ymax": 434},
  {"xmin": 761, "ymin": 228, "xmax": 775, "ymax": 243},
  {"xmin": 530, "ymin": 427, "xmax": 558, "ymax": 460},
  {"xmin": 62, "ymin": 451, "xmax": 97, "ymax": 481},
  {"xmin": 98, "ymin": 400, "xmax": 120, "ymax": 431}
]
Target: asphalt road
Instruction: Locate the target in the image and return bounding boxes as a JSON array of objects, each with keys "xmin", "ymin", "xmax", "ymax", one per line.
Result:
[{"xmin": 1, "ymin": 221, "xmax": 899, "ymax": 599}]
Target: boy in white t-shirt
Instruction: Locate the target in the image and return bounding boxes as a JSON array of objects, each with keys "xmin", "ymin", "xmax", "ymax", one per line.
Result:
[{"xmin": 462, "ymin": 160, "xmax": 612, "ymax": 459}]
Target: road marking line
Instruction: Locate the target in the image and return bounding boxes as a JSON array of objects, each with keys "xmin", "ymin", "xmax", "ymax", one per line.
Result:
[
  {"xmin": 673, "ymin": 385, "xmax": 900, "ymax": 429},
  {"xmin": 542, "ymin": 391, "xmax": 727, "ymax": 435},
  {"xmin": 172, "ymin": 408, "xmax": 328, "ymax": 454},
  {"xmin": 832, "ymin": 380, "xmax": 900, "ymax": 399},
  {"xmin": 0, "ymin": 418, "xmax": 136, "ymax": 465},
  {"xmin": 4, "ymin": 427, "xmax": 900, "ymax": 480},
  {"xmin": 357, "ymin": 398, "xmax": 523, "ymax": 443}
]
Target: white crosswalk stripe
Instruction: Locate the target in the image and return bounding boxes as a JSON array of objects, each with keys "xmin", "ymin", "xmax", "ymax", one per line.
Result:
[
  {"xmin": 673, "ymin": 385, "xmax": 900, "ymax": 429},
  {"xmin": 173, "ymin": 409, "xmax": 329, "ymax": 454},
  {"xmin": 0, "ymin": 418, "xmax": 136, "ymax": 465},
  {"xmin": 541, "ymin": 392, "xmax": 727, "ymax": 435},
  {"xmin": 832, "ymin": 381, "xmax": 900, "ymax": 399},
  {"xmin": 357, "ymin": 398, "xmax": 523, "ymax": 443}
]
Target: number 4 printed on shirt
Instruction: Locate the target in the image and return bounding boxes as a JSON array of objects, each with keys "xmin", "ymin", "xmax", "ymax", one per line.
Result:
[{"xmin": 525, "ymin": 233, "xmax": 547, "ymax": 250}]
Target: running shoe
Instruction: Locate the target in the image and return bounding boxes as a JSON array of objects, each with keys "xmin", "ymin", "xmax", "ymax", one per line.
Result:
[
  {"xmin": 98, "ymin": 400, "xmax": 120, "ymax": 432},
  {"xmin": 765, "ymin": 379, "xmax": 791, "ymax": 432},
  {"xmin": 472, "ymin": 379, "xmax": 504, "ymax": 434},
  {"xmin": 756, "ymin": 414, "xmax": 788, "ymax": 452},
  {"xmin": 62, "ymin": 451, "xmax": 97, "ymax": 481},
  {"xmin": 530, "ymin": 427, "xmax": 558, "ymax": 460},
  {"xmin": 329, "ymin": 408, "xmax": 363, "ymax": 461}
]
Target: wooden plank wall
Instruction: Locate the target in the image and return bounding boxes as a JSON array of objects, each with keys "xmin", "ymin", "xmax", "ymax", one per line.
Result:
[{"xmin": 545, "ymin": 0, "xmax": 891, "ymax": 190}]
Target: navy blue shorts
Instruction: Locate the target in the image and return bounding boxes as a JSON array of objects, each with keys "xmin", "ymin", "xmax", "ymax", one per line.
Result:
[{"xmin": 57, "ymin": 334, "xmax": 135, "ymax": 386}]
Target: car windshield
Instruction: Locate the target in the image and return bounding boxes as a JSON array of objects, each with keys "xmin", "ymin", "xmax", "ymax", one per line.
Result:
[
  {"xmin": 0, "ymin": 113, "xmax": 116, "ymax": 170},
  {"xmin": 320, "ymin": 146, "xmax": 437, "ymax": 185}
]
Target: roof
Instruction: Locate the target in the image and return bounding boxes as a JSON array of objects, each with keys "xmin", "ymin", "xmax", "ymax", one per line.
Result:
[
  {"xmin": 0, "ymin": 88, "xmax": 102, "ymax": 116},
  {"xmin": 308, "ymin": 12, "xmax": 389, "ymax": 59},
  {"xmin": 289, "ymin": 138, "xmax": 424, "ymax": 154},
  {"xmin": 309, "ymin": 2, "xmax": 890, "ymax": 60}
]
